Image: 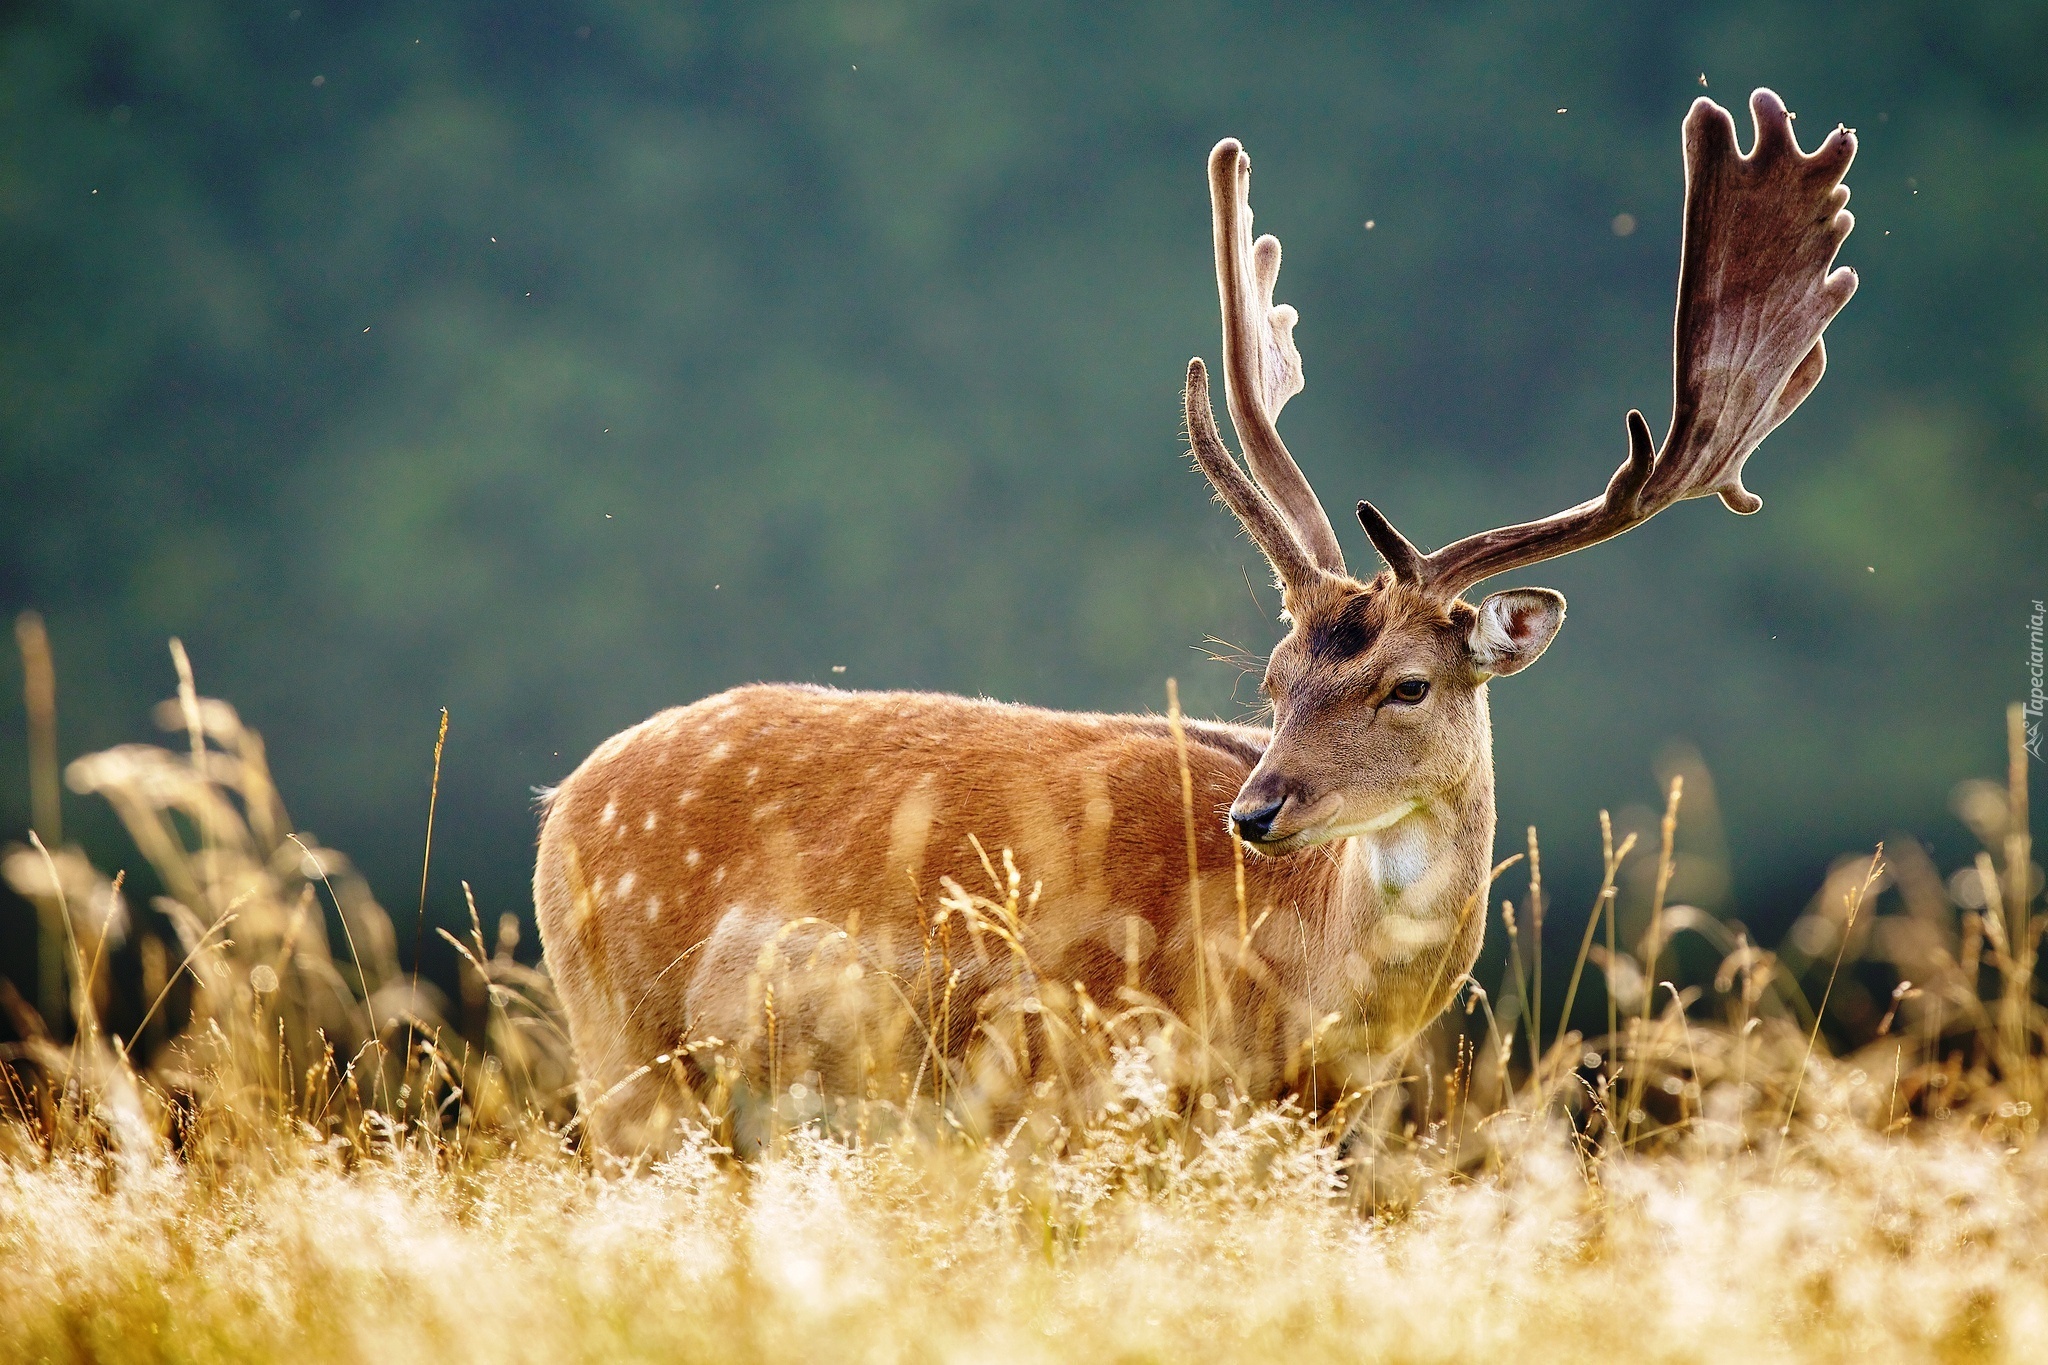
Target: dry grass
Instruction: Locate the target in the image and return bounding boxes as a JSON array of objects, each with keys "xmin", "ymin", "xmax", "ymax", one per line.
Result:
[
  {"xmin": 1, "ymin": 641, "xmax": 2043, "ymax": 1363},
  {"xmin": 8, "ymin": 1107, "xmax": 2048, "ymax": 1362}
]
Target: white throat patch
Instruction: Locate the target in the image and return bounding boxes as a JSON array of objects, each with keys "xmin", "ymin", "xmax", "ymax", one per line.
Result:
[{"xmin": 1359, "ymin": 809, "xmax": 1456, "ymax": 915}]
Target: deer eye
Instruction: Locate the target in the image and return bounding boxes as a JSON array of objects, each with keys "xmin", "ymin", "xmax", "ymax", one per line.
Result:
[{"xmin": 1388, "ymin": 678, "xmax": 1430, "ymax": 705}]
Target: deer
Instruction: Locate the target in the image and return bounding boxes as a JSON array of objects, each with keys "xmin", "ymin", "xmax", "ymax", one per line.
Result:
[{"xmin": 535, "ymin": 89, "xmax": 1857, "ymax": 1152}]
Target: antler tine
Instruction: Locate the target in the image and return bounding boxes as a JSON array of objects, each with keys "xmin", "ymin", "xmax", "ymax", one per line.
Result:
[
  {"xmin": 1185, "ymin": 359, "xmax": 1319, "ymax": 591},
  {"xmin": 1208, "ymin": 139, "xmax": 1348, "ymax": 576},
  {"xmin": 1412, "ymin": 88, "xmax": 1858, "ymax": 602}
]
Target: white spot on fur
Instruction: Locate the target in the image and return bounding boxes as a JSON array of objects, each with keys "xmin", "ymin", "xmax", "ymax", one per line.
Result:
[
  {"xmin": 677, "ymin": 789, "xmax": 696, "ymax": 806},
  {"xmin": 644, "ymin": 894, "xmax": 663, "ymax": 921},
  {"xmin": 617, "ymin": 871, "xmax": 638, "ymax": 898},
  {"xmin": 746, "ymin": 766, "xmax": 760, "ymax": 786},
  {"xmin": 642, "ymin": 811, "xmax": 657, "ymax": 832},
  {"xmin": 714, "ymin": 865, "xmax": 726, "ymax": 885},
  {"xmin": 708, "ymin": 741, "xmax": 730, "ymax": 762},
  {"xmin": 600, "ymin": 802, "xmax": 617, "ymax": 826},
  {"xmin": 685, "ymin": 848, "xmax": 701, "ymax": 868}
]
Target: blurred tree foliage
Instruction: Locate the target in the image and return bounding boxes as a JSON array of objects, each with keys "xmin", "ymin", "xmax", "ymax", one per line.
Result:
[{"xmin": 1, "ymin": 0, "xmax": 2042, "ymax": 959}]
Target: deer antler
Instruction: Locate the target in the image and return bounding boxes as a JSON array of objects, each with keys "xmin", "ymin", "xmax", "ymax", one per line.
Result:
[
  {"xmin": 1206, "ymin": 139, "xmax": 1348, "ymax": 576},
  {"xmin": 1185, "ymin": 359, "xmax": 1321, "ymax": 589},
  {"xmin": 1363, "ymin": 89, "xmax": 1857, "ymax": 601}
]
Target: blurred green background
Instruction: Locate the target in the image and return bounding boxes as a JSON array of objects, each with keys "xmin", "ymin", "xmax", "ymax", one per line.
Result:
[{"xmin": 1, "ymin": 1, "xmax": 2042, "ymax": 1001}]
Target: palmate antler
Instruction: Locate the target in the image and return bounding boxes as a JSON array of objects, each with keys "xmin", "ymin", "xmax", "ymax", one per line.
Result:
[
  {"xmin": 1189, "ymin": 89, "xmax": 1858, "ymax": 604},
  {"xmin": 1361, "ymin": 89, "xmax": 1859, "ymax": 599}
]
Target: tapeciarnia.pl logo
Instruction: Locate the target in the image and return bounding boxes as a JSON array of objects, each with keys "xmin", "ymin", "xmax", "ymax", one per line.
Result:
[{"xmin": 2028, "ymin": 599, "xmax": 2044, "ymax": 760}]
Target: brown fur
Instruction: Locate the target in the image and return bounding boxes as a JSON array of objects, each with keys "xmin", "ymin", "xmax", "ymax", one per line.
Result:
[{"xmin": 536, "ymin": 573, "xmax": 1510, "ymax": 1150}]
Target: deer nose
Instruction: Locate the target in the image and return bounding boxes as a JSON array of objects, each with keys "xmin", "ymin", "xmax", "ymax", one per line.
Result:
[{"xmin": 1231, "ymin": 798, "xmax": 1287, "ymax": 844}]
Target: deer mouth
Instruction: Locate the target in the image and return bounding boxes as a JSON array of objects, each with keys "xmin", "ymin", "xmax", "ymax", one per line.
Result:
[
  {"xmin": 1238, "ymin": 792, "xmax": 1345, "ymax": 855},
  {"xmin": 1252, "ymin": 796, "xmax": 1425, "ymax": 855}
]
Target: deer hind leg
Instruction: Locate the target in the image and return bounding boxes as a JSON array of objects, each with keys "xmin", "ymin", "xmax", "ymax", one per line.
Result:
[
  {"xmin": 574, "ymin": 1048, "xmax": 710, "ymax": 1161},
  {"xmin": 683, "ymin": 905, "xmax": 907, "ymax": 1148},
  {"xmin": 545, "ymin": 958, "xmax": 705, "ymax": 1159},
  {"xmin": 533, "ymin": 837, "xmax": 704, "ymax": 1159}
]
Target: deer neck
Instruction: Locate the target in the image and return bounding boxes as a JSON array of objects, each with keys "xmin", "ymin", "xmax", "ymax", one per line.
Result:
[
  {"xmin": 1309, "ymin": 690, "xmax": 1498, "ymax": 1035},
  {"xmin": 1339, "ymin": 762, "xmax": 1490, "ymax": 923}
]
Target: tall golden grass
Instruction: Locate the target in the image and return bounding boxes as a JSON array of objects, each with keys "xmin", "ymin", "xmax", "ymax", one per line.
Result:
[{"xmin": 1, "ymin": 632, "xmax": 2042, "ymax": 1362}]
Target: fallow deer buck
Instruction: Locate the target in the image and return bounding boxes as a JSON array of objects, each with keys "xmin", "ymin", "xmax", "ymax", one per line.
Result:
[{"xmin": 536, "ymin": 89, "xmax": 1857, "ymax": 1150}]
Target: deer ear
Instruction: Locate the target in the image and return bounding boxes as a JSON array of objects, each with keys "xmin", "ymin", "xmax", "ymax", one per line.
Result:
[{"xmin": 1468, "ymin": 589, "xmax": 1566, "ymax": 678}]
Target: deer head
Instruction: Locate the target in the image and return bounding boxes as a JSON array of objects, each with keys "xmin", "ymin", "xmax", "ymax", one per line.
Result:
[{"xmin": 1187, "ymin": 89, "xmax": 1857, "ymax": 854}]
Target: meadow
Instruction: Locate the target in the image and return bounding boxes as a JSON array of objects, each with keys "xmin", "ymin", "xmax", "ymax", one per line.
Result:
[{"xmin": 1, "ymin": 641, "xmax": 2042, "ymax": 1363}]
